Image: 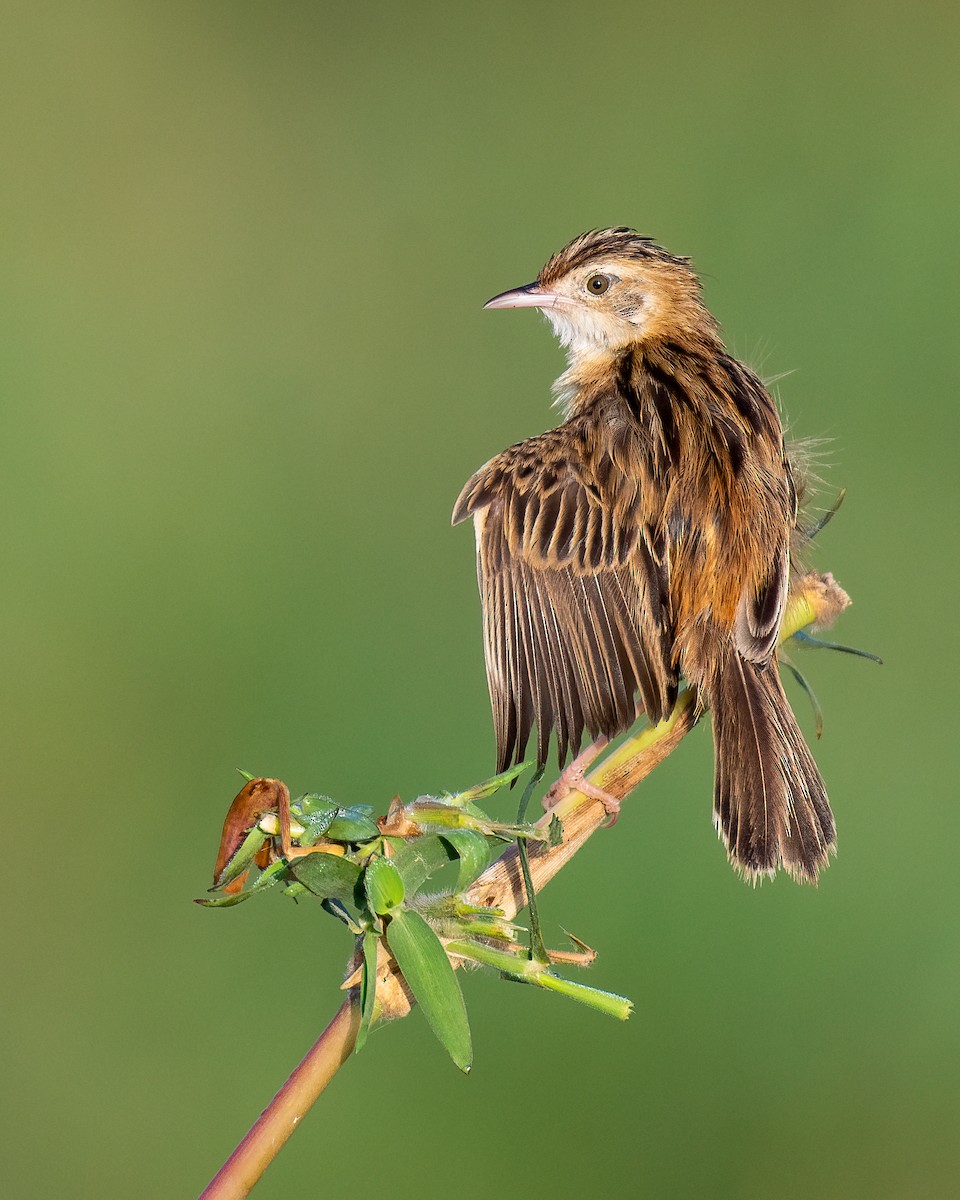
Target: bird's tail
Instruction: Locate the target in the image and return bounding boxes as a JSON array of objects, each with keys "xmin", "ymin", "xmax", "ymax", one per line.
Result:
[{"xmin": 708, "ymin": 652, "xmax": 836, "ymax": 883}]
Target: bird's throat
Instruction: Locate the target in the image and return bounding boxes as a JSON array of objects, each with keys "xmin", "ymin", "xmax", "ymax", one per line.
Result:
[{"xmin": 551, "ymin": 347, "xmax": 626, "ymax": 419}]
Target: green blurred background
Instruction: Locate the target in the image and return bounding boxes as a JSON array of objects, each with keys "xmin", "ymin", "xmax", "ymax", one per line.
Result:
[{"xmin": 3, "ymin": 2, "xmax": 958, "ymax": 1196}]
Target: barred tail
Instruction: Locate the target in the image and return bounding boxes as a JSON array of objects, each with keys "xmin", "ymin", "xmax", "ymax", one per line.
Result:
[{"xmin": 709, "ymin": 652, "xmax": 836, "ymax": 883}]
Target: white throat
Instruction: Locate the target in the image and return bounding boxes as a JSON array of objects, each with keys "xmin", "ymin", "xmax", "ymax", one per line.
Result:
[{"xmin": 541, "ymin": 297, "xmax": 652, "ymax": 360}]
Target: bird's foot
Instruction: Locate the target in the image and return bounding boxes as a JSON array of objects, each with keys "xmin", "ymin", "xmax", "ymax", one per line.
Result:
[{"xmin": 543, "ymin": 739, "xmax": 621, "ymax": 825}]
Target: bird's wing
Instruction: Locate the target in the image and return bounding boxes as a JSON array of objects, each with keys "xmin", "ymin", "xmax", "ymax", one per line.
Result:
[{"xmin": 453, "ymin": 427, "xmax": 677, "ymax": 771}]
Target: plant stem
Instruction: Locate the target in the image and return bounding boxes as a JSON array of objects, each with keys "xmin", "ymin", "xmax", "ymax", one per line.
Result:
[
  {"xmin": 199, "ymin": 571, "xmax": 850, "ymax": 1198},
  {"xmin": 199, "ymin": 997, "xmax": 360, "ymax": 1200}
]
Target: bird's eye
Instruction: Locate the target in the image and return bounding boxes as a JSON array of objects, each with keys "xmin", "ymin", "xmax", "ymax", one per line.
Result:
[{"xmin": 586, "ymin": 273, "xmax": 610, "ymax": 296}]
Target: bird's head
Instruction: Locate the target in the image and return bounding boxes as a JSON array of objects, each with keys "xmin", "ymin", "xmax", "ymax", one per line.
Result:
[{"xmin": 484, "ymin": 227, "xmax": 713, "ymax": 359}]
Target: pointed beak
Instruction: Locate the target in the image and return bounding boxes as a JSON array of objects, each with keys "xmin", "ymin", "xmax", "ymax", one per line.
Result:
[{"xmin": 483, "ymin": 282, "xmax": 566, "ymax": 311}]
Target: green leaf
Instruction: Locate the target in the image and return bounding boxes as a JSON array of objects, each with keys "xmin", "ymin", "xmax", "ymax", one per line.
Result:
[
  {"xmin": 287, "ymin": 800, "xmax": 379, "ymax": 845},
  {"xmin": 214, "ymin": 823, "xmax": 269, "ymax": 889},
  {"xmin": 516, "ymin": 763, "xmax": 545, "ymax": 822},
  {"xmin": 454, "ymin": 762, "xmax": 532, "ymax": 803},
  {"xmin": 532, "ymin": 971, "xmax": 633, "ymax": 1020},
  {"xmin": 325, "ymin": 809, "xmax": 380, "ymax": 843},
  {"xmin": 790, "ymin": 629, "xmax": 884, "ymax": 665},
  {"xmin": 390, "ymin": 835, "xmax": 458, "ymax": 894},
  {"xmin": 196, "ymin": 859, "xmax": 288, "ymax": 907},
  {"xmin": 320, "ymin": 897, "xmax": 363, "ymax": 932},
  {"xmin": 386, "ymin": 910, "xmax": 472, "ymax": 1072},
  {"xmin": 294, "ymin": 793, "xmax": 339, "ymax": 816},
  {"xmin": 290, "ymin": 794, "xmax": 339, "ymax": 839},
  {"xmin": 364, "ymin": 856, "xmax": 405, "ymax": 915},
  {"xmin": 445, "ymin": 940, "xmax": 633, "ymax": 1021},
  {"xmin": 441, "ymin": 830, "xmax": 493, "ymax": 892},
  {"xmin": 289, "ymin": 852, "xmax": 363, "ymax": 902},
  {"xmin": 356, "ymin": 931, "xmax": 380, "ymax": 1052},
  {"xmin": 195, "ymin": 889, "xmax": 257, "ymax": 908}
]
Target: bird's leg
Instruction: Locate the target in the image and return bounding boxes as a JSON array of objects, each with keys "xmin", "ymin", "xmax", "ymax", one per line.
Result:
[{"xmin": 543, "ymin": 735, "xmax": 623, "ymax": 823}]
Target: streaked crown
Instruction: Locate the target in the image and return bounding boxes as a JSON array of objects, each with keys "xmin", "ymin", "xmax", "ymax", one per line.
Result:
[{"xmin": 538, "ymin": 227, "xmax": 695, "ymax": 290}]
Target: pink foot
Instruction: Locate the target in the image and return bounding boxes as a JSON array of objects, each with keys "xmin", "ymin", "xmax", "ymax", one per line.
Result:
[{"xmin": 543, "ymin": 738, "xmax": 622, "ymax": 824}]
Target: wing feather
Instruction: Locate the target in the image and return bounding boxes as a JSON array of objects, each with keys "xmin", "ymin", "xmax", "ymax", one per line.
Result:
[{"xmin": 455, "ymin": 427, "xmax": 678, "ymax": 769}]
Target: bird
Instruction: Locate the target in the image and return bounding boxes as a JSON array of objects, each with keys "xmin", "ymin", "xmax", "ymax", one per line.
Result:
[{"xmin": 452, "ymin": 227, "xmax": 836, "ymax": 883}]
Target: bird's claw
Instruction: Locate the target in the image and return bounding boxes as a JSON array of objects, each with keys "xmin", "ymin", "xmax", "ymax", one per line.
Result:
[{"xmin": 544, "ymin": 761, "xmax": 622, "ymax": 826}]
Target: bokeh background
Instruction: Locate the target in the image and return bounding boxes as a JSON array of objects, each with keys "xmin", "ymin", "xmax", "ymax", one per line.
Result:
[{"xmin": 3, "ymin": 2, "xmax": 958, "ymax": 1197}]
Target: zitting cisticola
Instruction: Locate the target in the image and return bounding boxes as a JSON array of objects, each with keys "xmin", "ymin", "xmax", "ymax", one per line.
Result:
[{"xmin": 453, "ymin": 228, "xmax": 836, "ymax": 883}]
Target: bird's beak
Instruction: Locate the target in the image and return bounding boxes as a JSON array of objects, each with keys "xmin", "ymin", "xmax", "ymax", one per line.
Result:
[{"xmin": 483, "ymin": 282, "xmax": 566, "ymax": 311}]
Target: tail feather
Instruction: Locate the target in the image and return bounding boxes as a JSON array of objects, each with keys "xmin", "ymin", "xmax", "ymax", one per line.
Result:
[{"xmin": 709, "ymin": 652, "xmax": 836, "ymax": 883}]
